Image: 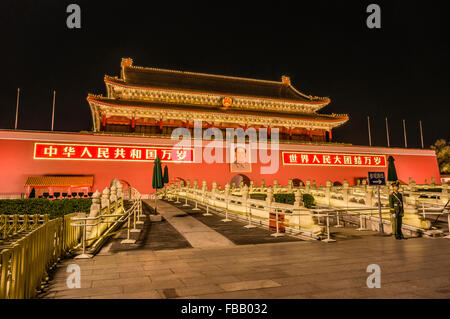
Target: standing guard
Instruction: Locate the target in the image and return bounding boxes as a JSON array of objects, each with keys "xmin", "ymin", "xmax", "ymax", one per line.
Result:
[{"xmin": 389, "ymin": 181, "xmax": 406, "ymax": 240}]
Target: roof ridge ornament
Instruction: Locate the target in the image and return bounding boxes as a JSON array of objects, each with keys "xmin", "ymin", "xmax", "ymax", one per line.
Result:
[
  {"xmin": 121, "ymin": 57, "xmax": 133, "ymax": 68},
  {"xmin": 281, "ymin": 75, "xmax": 291, "ymax": 85}
]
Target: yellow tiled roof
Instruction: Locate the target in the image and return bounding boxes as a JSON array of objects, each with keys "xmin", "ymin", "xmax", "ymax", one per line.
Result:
[{"xmin": 24, "ymin": 176, "xmax": 94, "ymax": 187}]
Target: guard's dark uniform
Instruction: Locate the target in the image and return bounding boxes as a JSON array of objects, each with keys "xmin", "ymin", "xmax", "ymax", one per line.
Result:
[{"xmin": 389, "ymin": 189, "xmax": 404, "ymax": 239}]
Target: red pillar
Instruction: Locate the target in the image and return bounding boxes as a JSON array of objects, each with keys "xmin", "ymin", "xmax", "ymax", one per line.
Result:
[
  {"xmin": 102, "ymin": 114, "xmax": 106, "ymax": 128},
  {"xmin": 309, "ymin": 128, "xmax": 312, "ymax": 140},
  {"xmin": 329, "ymin": 129, "xmax": 332, "ymax": 141}
]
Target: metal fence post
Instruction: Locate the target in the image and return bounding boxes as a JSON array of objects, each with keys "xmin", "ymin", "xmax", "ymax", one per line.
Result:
[
  {"xmin": 74, "ymin": 218, "xmax": 93, "ymax": 259},
  {"xmin": 322, "ymin": 214, "xmax": 336, "ymax": 243},
  {"xmin": 271, "ymin": 209, "xmax": 284, "ymax": 237},
  {"xmin": 203, "ymin": 204, "xmax": 212, "ymax": 216},
  {"xmin": 222, "ymin": 199, "xmax": 231, "ymax": 222},
  {"xmin": 335, "ymin": 210, "xmax": 343, "ymax": 228},
  {"xmin": 192, "ymin": 200, "xmax": 200, "ymax": 211},
  {"xmin": 356, "ymin": 212, "xmax": 367, "ymax": 231},
  {"xmin": 121, "ymin": 211, "xmax": 136, "ymax": 244},
  {"xmin": 130, "ymin": 203, "xmax": 140, "ymax": 233},
  {"xmin": 244, "ymin": 205, "xmax": 256, "ymax": 229}
]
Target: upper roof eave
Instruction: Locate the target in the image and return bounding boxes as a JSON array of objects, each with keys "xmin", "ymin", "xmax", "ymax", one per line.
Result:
[
  {"xmin": 87, "ymin": 96, "xmax": 348, "ymax": 124},
  {"xmin": 104, "ymin": 75, "xmax": 331, "ymax": 106}
]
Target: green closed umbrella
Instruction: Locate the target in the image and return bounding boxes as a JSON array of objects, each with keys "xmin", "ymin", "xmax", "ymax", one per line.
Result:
[
  {"xmin": 387, "ymin": 156, "xmax": 398, "ymax": 183},
  {"xmin": 163, "ymin": 165, "xmax": 169, "ymax": 184},
  {"xmin": 152, "ymin": 155, "xmax": 164, "ymax": 213}
]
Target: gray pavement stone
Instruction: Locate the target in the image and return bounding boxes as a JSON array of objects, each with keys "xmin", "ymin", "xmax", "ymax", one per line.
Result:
[{"xmin": 41, "ymin": 205, "xmax": 450, "ymax": 299}]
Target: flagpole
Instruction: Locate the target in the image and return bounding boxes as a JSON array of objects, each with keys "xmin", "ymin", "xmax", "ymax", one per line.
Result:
[
  {"xmin": 367, "ymin": 116, "xmax": 372, "ymax": 146},
  {"xmin": 385, "ymin": 117, "xmax": 390, "ymax": 147},
  {"xmin": 51, "ymin": 90, "xmax": 56, "ymax": 131},
  {"xmin": 15, "ymin": 88, "xmax": 20, "ymax": 130},
  {"xmin": 419, "ymin": 120, "xmax": 424, "ymax": 149},
  {"xmin": 402, "ymin": 119, "xmax": 407, "ymax": 148}
]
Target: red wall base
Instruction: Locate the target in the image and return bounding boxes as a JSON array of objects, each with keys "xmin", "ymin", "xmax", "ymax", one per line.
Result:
[{"xmin": 0, "ymin": 130, "xmax": 441, "ymax": 195}]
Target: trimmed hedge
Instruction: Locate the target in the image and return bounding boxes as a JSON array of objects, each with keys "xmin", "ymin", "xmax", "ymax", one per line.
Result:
[
  {"xmin": 274, "ymin": 193, "xmax": 295, "ymax": 205},
  {"xmin": 249, "ymin": 192, "xmax": 315, "ymax": 208},
  {"xmin": 302, "ymin": 194, "xmax": 315, "ymax": 208},
  {"xmin": 0, "ymin": 198, "xmax": 92, "ymax": 219}
]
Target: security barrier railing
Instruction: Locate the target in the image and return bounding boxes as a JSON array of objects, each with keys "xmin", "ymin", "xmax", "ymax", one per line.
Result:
[
  {"xmin": 169, "ymin": 193, "xmax": 397, "ymax": 241},
  {"xmin": 0, "ymin": 214, "xmax": 50, "ymax": 241},
  {"xmin": 69, "ymin": 187, "xmax": 143, "ymax": 258},
  {"xmin": 167, "ymin": 185, "xmax": 449, "ymax": 241},
  {"xmin": 0, "ymin": 212, "xmax": 81, "ymax": 299}
]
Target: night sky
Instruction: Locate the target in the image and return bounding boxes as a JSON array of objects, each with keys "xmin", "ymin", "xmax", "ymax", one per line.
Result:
[{"xmin": 0, "ymin": 0, "xmax": 448, "ymax": 148}]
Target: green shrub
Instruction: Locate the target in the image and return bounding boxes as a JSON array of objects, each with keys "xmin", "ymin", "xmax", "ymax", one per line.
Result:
[
  {"xmin": 274, "ymin": 193, "xmax": 295, "ymax": 205},
  {"xmin": 0, "ymin": 198, "xmax": 92, "ymax": 219},
  {"xmin": 302, "ymin": 194, "xmax": 315, "ymax": 208}
]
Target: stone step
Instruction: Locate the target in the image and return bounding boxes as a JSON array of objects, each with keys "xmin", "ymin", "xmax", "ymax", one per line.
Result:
[{"xmin": 422, "ymin": 229, "xmax": 445, "ymax": 238}]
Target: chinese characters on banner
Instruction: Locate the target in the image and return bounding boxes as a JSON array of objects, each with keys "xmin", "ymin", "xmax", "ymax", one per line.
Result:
[
  {"xmin": 34, "ymin": 143, "xmax": 194, "ymax": 162},
  {"xmin": 282, "ymin": 152, "xmax": 386, "ymax": 167}
]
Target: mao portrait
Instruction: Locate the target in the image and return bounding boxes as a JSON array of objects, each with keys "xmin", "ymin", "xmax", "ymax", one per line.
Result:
[{"xmin": 230, "ymin": 144, "xmax": 251, "ymax": 172}]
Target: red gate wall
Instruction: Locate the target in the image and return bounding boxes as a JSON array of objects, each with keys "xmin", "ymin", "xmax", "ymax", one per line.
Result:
[{"xmin": 0, "ymin": 130, "xmax": 441, "ymax": 195}]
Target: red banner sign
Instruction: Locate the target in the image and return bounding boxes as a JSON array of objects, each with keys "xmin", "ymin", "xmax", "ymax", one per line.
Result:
[
  {"xmin": 34, "ymin": 143, "xmax": 194, "ymax": 163},
  {"xmin": 282, "ymin": 152, "xmax": 386, "ymax": 167}
]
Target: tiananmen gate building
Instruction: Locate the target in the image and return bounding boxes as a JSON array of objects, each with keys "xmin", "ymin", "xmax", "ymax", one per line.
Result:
[{"xmin": 0, "ymin": 58, "xmax": 441, "ymax": 197}]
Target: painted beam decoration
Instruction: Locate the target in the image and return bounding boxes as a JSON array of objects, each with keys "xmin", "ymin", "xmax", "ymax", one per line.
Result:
[
  {"xmin": 282, "ymin": 152, "xmax": 386, "ymax": 167},
  {"xmin": 34, "ymin": 143, "xmax": 194, "ymax": 163}
]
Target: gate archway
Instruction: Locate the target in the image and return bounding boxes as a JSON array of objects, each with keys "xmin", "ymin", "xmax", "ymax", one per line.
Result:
[{"xmin": 230, "ymin": 174, "xmax": 250, "ymax": 187}]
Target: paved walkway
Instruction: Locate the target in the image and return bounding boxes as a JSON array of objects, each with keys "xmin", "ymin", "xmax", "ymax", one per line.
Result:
[
  {"xmin": 143, "ymin": 199, "xmax": 235, "ymax": 249},
  {"xmin": 39, "ymin": 199, "xmax": 450, "ymax": 299}
]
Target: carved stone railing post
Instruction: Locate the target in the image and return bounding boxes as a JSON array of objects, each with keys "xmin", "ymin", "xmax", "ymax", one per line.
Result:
[
  {"xmin": 325, "ymin": 180, "xmax": 332, "ymax": 205},
  {"xmin": 312, "ymin": 180, "xmax": 317, "ymax": 188},
  {"xmin": 273, "ymin": 179, "xmax": 278, "ymax": 191},
  {"xmin": 86, "ymin": 190, "xmax": 101, "ymax": 234},
  {"xmin": 110, "ymin": 184, "xmax": 117, "ymax": 203},
  {"xmin": 261, "ymin": 179, "xmax": 265, "ymax": 188},
  {"xmin": 116, "ymin": 181, "xmax": 123, "ymax": 199},
  {"xmin": 265, "ymin": 187, "xmax": 273, "ymax": 212},
  {"xmin": 249, "ymin": 180, "xmax": 254, "ymax": 192},
  {"xmin": 224, "ymin": 183, "xmax": 230, "ymax": 208},
  {"xmin": 342, "ymin": 179, "xmax": 349, "ymax": 207},
  {"xmin": 101, "ymin": 187, "xmax": 110, "ymax": 210},
  {"xmin": 410, "ymin": 180, "xmax": 416, "ymax": 192},
  {"xmin": 211, "ymin": 181, "xmax": 217, "ymax": 194},
  {"xmin": 365, "ymin": 185, "xmax": 374, "ymax": 207},
  {"xmin": 294, "ymin": 189, "xmax": 303, "ymax": 207},
  {"xmin": 430, "ymin": 177, "xmax": 436, "ymax": 187},
  {"xmin": 193, "ymin": 179, "xmax": 198, "ymax": 189},
  {"xmin": 288, "ymin": 179, "xmax": 293, "ymax": 191},
  {"xmin": 202, "ymin": 180, "xmax": 207, "ymax": 202},
  {"xmin": 242, "ymin": 185, "xmax": 249, "ymax": 202},
  {"xmin": 305, "ymin": 180, "xmax": 311, "ymax": 193},
  {"xmin": 362, "ymin": 179, "xmax": 367, "ymax": 189},
  {"xmin": 186, "ymin": 179, "xmax": 191, "ymax": 189}
]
